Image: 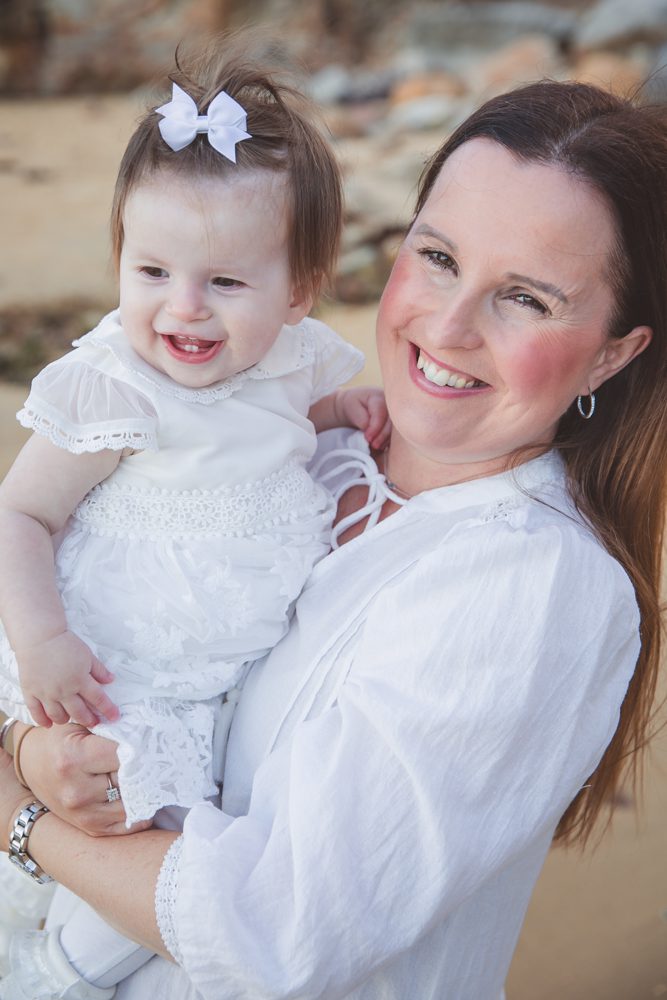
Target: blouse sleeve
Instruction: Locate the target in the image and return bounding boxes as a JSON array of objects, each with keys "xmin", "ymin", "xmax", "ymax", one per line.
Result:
[
  {"xmin": 304, "ymin": 318, "xmax": 366, "ymax": 404},
  {"xmin": 166, "ymin": 516, "xmax": 640, "ymax": 998},
  {"xmin": 17, "ymin": 359, "xmax": 159, "ymax": 454}
]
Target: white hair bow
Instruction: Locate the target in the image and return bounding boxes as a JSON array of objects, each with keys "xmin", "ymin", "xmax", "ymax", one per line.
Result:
[{"xmin": 156, "ymin": 83, "xmax": 251, "ymax": 162}]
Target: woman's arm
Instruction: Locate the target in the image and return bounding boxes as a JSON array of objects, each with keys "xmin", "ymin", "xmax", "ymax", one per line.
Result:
[
  {"xmin": 0, "ymin": 434, "xmax": 121, "ymax": 726},
  {"xmin": 0, "ymin": 748, "xmax": 174, "ymax": 957}
]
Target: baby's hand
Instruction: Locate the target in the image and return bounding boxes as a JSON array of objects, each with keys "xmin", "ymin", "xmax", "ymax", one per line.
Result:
[
  {"xmin": 16, "ymin": 630, "xmax": 120, "ymax": 729},
  {"xmin": 336, "ymin": 387, "xmax": 391, "ymax": 451}
]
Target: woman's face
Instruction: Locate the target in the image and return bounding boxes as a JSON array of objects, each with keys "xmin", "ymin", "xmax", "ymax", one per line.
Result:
[{"xmin": 376, "ymin": 138, "xmax": 649, "ymax": 485}]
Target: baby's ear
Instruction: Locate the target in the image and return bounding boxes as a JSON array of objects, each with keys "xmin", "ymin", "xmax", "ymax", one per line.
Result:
[
  {"xmin": 285, "ymin": 285, "xmax": 313, "ymax": 326},
  {"xmin": 588, "ymin": 324, "xmax": 652, "ymax": 392}
]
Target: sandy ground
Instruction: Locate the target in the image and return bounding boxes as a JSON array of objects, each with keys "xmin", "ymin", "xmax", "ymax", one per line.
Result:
[{"xmin": 1, "ymin": 95, "xmax": 666, "ymax": 997}]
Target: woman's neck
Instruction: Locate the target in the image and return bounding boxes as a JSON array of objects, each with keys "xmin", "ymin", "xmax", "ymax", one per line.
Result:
[{"xmin": 380, "ymin": 436, "xmax": 549, "ymax": 497}]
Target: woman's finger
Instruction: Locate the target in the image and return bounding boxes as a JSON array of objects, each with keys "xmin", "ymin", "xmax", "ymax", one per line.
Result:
[{"xmin": 74, "ymin": 730, "xmax": 122, "ymax": 776}]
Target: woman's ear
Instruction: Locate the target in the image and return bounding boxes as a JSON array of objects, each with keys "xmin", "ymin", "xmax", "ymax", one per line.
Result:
[
  {"xmin": 587, "ymin": 325, "xmax": 652, "ymax": 393},
  {"xmin": 285, "ymin": 286, "xmax": 313, "ymax": 326}
]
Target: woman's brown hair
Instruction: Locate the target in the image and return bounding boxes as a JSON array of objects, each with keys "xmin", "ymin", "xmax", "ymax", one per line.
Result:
[
  {"xmin": 110, "ymin": 36, "xmax": 343, "ymax": 304},
  {"xmin": 416, "ymin": 81, "xmax": 667, "ymax": 845}
]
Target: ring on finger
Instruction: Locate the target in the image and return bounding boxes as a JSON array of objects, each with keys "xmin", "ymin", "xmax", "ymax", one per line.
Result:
[{"xmin": 105, "ymin": 773, "xmax": 122, "ymax": 803}]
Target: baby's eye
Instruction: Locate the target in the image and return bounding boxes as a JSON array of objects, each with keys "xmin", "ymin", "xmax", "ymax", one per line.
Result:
[
  {"xmin": 418, "ymin": 248, "xmax": 457, "ymax": 273},
  {"xmin": 139, "ymin": 266, "xmax": 167, "ymax": 279},
  {"xmin": 507, "ymin": 292, "xmax": 548, "ymax": 314},
  {"xmin": 213, "ymin": 276, "xmax": 243, "ymax": 288}
]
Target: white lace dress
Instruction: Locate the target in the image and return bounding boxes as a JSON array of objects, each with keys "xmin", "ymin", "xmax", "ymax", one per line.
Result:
[{"xmin": 0, "ymin": 310, "xmax": 363, "ymax": 824}]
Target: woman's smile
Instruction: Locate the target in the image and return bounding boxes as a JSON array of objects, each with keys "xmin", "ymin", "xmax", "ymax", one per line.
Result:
[{"xmin": 411, "ymin": 344, "xmax": 487, "ymax": 393}]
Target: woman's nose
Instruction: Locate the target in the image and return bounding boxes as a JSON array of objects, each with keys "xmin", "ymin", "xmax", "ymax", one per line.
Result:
[
  {"xmin": 165, "ymin": 285, "xmax": 211, "ymax": 322},
  {"xmin": 425, "ymin": 292, "xmax": 484, "ymax": 351}
]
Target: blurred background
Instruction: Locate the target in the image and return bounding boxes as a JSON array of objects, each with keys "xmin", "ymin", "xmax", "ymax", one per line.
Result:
[{"xmin": 0, "ymin": 2, "xmax": 666, "ymax": 996}]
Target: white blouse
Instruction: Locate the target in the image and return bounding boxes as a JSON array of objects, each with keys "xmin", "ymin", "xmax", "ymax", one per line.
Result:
[{"xmin": 116, "ymin": 432, "xmax": 640, "ymax": 1000}]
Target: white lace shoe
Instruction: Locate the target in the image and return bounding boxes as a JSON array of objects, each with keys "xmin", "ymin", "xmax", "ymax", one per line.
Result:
[{"xmin": 0, "ymin": 929, "xmax": 115, "ymax": 999}]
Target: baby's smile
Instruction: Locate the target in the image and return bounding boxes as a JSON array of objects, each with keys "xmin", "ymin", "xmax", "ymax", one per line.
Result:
[{"xmin": 161, "ymin": 334, "xmax": 224, "ymax": 363}]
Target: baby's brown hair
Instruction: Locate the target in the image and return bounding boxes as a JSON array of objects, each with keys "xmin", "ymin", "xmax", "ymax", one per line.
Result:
[{"xmin": 111, "ymin": 37, "xmax": 343, "ymax": 304}]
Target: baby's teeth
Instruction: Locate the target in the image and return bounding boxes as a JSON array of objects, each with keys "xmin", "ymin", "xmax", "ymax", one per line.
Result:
[
  {"xmin": 181, "ymin": 343, "xmax": 200, "ymax": 352},
  {"xmin": 417, "ymin": 353, "xmax": 425, "ymax": 371}
]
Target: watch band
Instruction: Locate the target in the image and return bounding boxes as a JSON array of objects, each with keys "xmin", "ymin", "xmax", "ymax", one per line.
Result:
[{"xmin": 8, "ymin": 801, "xmax": 54, "ymax": 884}]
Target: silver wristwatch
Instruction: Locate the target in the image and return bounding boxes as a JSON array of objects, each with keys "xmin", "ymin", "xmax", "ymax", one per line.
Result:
[{"xmin": 8, "ymin": 801, "xmax": 53, "ymax": 884}]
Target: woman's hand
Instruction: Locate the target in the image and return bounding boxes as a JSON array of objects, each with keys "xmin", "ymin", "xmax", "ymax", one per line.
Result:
[
  {"xmin": 18, "ymin": 723, "xmax": 151, "ymax": 837},
  {"xmin": 0, "ymin": 749, "xmax": 34, "ymax": 850}
]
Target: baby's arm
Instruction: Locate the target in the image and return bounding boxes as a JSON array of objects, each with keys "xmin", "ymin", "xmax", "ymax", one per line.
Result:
[
  {"xmin": 309, "ymin": 387, "xmax": 391, "ymax": 451},
  {"xmin": 0, "ymin": 434, "xmax": 122, "ymax": 728}
]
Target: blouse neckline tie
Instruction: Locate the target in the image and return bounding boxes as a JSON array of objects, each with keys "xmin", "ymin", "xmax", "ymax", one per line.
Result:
[{"xmin": 311, "ymin": 447, "xmax": 409, "ymax": 549}]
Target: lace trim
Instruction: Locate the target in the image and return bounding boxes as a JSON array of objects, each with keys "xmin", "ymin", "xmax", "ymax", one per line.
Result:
[
  {"xmin": 480, "ymin": 497, "xmax": 520, "ymax": 523},
  {"xmin": 17, "ymin": 405, "xmax": 157, "ymax": 454},
  {"xmin": 72, "ymin": 461, "xmax": 329, "ymax": 539},
  {"xmin": 155, "ymin": 836, "xmax": 185, "ymax": 965},
  {"xmin": 76, "ymin": 313, "xmax": 317, "ymax": 406}
]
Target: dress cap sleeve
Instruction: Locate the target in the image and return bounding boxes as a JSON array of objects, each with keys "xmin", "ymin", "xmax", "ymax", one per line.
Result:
[
  {"xmin": 304, "ymin": 317, "xmax": 365, "ymax": 403},
  {"xmin": 17, "ymin": 359, "xmax": 159, "ymax": 454}
]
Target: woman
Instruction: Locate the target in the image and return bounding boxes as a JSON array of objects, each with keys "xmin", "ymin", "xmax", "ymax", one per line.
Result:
[{"xmin": 0, "ymin": 79, "xmax": 665, "ymax": 999}]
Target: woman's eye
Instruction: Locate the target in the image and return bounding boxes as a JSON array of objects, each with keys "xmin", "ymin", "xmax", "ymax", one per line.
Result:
[
  {"xmin": 419, "ymin": 248, "xmax": 456, "ymax": 272},
  {"xmin": 140, "ymin": 266, "xmax": 167, "ymax": 279},
  {"xmin": 213, "ymin": 276, "xmax": 243, "ymax": 288},
  {"xmin": 508, "ymin": 292, "xmax": 548, "ymax": 314}
]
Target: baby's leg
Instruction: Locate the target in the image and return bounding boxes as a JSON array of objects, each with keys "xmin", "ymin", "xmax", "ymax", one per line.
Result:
[
  {"xmin": 0, "ymin": 854, "xmax": 55, "ymax": 975},
  {"xmin": 1, "ymin": 897, "xmax": 154, "ymax": 1000},
  {"xmin": 60, "ymin": 903, "xmax": 154, "ymax": 989},
  {"xmin": 0, "ymin": 914, "xmax": 152, "ymax": 999}
]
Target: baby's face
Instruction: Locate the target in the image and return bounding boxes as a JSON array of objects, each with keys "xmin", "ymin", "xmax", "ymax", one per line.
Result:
[{"xmin": 118, "ymin": 169, "xmax": 309, "ymax": 388}]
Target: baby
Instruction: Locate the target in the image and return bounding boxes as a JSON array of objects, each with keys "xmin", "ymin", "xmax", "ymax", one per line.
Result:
[{"xmin": 0, "ymin": 42, "xmax": 387, "ymax": 999}]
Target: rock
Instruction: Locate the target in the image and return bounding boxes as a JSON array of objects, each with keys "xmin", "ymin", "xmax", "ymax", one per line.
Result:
[
  {"xmin": 0, "ymin": 1, "xmax": 47, "ymax": 95},
  {"xmin": 335, "ymin": 245, "xmax": 388, "ymax": 303},
  {"xmin": 344, "ymin": 172, "xmax": 414, "ymax": 232},
  {"xmin": 399, "ymin": 2, "xmax": 577, "ymax": 53},
  {"xmin": 308, "ymin": 64, "xmax": 395, "ymax": 105},
  {"xmin": 390, "ymin": 70, "xmax": 466, "ymax": 104},
  {"xmin": 467, "ymin": 35, "xmax": 562, "ymax": 98},
  {"xmin": 382, "ymin": 93, "xmax": 464, "ymax": 135},
  {"xmin": 308, "ymin": 64, "xmax": 353, "ymax": 105},
  {"xmin": 642, "ymin": 45, "xmax": 667, "ymax": 102},
  {"xmin": 1, "ymin": 0, "xmax": 223, "ymax": 95},
  {"xmin": 324, "ymin": 102, "xmax": 389, "ymax": 139},
  {"xmin": 576, "ymin": 0, "xmax": 667, "ymax": 52},
  {"xmin": 571, "ymin": 51, "xmax": 649, "ymax": 95}
]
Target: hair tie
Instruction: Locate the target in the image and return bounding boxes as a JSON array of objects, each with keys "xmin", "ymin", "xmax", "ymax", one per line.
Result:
[{"xmin": 155, "ymin": 82, "xmax": 251, "ymax": 162}]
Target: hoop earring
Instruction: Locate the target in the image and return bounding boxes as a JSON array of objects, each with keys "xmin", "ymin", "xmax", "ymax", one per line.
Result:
[{"xmin": 577, "ymin": 392, "xmax": 596, "ymax": 419}]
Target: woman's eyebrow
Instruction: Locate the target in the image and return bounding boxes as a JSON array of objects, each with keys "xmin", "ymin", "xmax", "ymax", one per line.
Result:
[
  {"xmin": 413, "ymin": 223, "xmax": 459, "ymax": 254},
  {"xmin": 504, "ymin": 272, "xmax": 569, "ymax": 304}
]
